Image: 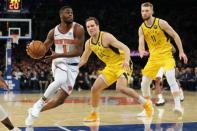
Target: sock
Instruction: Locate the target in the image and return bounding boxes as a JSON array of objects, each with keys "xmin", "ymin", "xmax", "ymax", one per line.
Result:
[
  {"xmin": 91, "ymin": 107, "xmax": 99, "ymax": 113},
  {"xmin": 158, "ymin": 94, "xmax": 163, "ymax": 99},
  {"xmin": 138, "ymin": 96, "xmax": 146, "ymax": 104},
  {"xmin": 174, "ymin": 96, "xmax": 181, "ymax": 108},
  {"xmin": 34, "ymin": 98, "xmax": 45, "ymax": 109}
]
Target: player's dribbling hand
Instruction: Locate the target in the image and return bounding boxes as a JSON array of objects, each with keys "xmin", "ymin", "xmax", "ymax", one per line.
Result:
[
  {"xmin": 179, "ymin": 52, "xmax": 188, "ymax": 64},
  {"xmin": 26, "ymin": 41, "xmax": 34, "ymax": 57},
  {"xmin": 44, "ymin": 48, "xmax": 59, "ymax": 60},
  {"xmin": 122, "ymin": 60, "xmax": 130, "ymax": 71}
]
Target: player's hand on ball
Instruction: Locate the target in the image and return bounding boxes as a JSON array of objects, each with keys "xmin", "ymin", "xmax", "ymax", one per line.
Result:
[
  {"xmin": 26, "ymin": 40, "xmax": 46, "ymax": 59},
  {"xmin": 44, "ymin": 48, "xmax": 59, "ymax": 60}
]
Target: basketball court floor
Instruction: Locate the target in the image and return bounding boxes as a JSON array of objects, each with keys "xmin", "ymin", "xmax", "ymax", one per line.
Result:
[{"xmin": 0, "ymin": 90, "xmax": 197, "ymax": 131}]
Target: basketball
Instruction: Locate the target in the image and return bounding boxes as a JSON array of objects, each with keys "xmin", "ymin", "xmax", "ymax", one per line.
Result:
[{"xmin": 27, "ymin": 40, "xmax": 46, "ymax": 59}]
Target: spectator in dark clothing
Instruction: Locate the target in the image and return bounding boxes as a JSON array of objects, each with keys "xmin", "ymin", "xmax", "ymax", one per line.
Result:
[
  {"xmin": 185, "ymin": 68, "xmax": 195, "ymax": 90},
  {"xmin": 84, "ymin": 72, "xmax": 92, "ymax": 89},
  {"xmin": 75, "ymin": 72, "xmax": 85, "ymax": 91},
  {"xmin": 39, "ymin": 71, "xmax": 48, "ymax": 92}
]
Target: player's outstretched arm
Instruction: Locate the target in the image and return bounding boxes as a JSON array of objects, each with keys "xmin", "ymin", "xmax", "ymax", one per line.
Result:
[
  {"xmin": 138, "ymin": 27, "xmax": 146, "ymax": 58},
  {"xmin": 78, "ymin": 40, "xmax": 92, "ymax": 68},
  {"xmin": 159, "ymin": 19, "xmax": 188, "ymax": 64}
]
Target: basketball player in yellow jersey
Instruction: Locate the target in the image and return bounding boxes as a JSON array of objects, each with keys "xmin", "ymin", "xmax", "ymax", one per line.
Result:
[
  {"xmin": 138, "ymin": 2, "xmax": 188, "ymax": 117},
  {"xmin": 79, "ymin": 17, "xmax": 154, "ymax": 122}
]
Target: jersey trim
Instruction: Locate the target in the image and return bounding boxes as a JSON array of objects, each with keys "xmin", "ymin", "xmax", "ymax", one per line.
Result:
[
  {"xmin": 91, "ymin": 31, "xmax": 101, "ymax": 45},
  {"xmin": 144, "ymin": 17, "xmax": 156, "ymax": 28}
]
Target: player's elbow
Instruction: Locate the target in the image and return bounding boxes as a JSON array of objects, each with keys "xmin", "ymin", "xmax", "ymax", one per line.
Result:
[{"xmin": 171, "ymin": 32, "xmax": 179, "ymax": 40}]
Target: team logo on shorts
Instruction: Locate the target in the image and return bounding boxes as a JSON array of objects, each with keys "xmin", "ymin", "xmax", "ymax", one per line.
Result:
[
  {"xmin": 154, "ymin": 25, "xmax": 157, "ymax": 29},
  {"xmin": 68, "ymin": 32, "xmax": 72, "ymax": 36}
]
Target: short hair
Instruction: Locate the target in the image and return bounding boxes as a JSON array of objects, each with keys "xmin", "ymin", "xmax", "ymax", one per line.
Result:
[
  {"xmin": 85, "ymin": 17, "xmax": 99, "ymax": 25},
  {"xmin": 141, "ymin": 2, "xmax": 154, "ymax": 10},
  {"xmin": 59, "ymin": 6, "xmax": 72, "ymax": 15}
]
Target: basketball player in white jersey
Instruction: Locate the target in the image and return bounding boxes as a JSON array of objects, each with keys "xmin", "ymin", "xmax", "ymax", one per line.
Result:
[
  {"xmin": 25, "ymin": 6, "xmax": 85, "ymax": 126},
  {"xmin": 0, "ymin": 76, "xmax": 21, "ymax": 131}
]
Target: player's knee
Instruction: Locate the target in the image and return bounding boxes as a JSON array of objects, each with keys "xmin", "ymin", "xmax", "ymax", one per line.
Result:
[
  {"xmin": 166, "ymin": 69, "xmax": 179, "ymax": 92},
  {"xmin": 116, "ymin": 86, "xmax": 125, "ymax": 93},
  {"xmin": 141, "ymin": 76, "xmax": 151, "ymax": 89},
  {"xmin": 167, "ymin": 78, "xmax": 179, "ymax": 92},
  {"xmin": 91, "ymin": 85, "xmax": 101, "ymax": 94}
]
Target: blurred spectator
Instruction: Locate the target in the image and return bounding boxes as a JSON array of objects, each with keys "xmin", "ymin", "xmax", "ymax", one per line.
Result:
[
  {"xmin": 30, "ymin": 70, "xmax": 39, "ymax": 90},
  {"xmin": 38, "ymin": 71, "xmax": 48, "ymax": 92},
  {"xmin": 89, "ymin": 71, "xmax": 98, "ymax": 84},
  {"xmin": 75, "ymin": 72, "xmax": 85, "ymax": 91},
  {"xmin": 84, "ymin": 72, "xmax": 92, "ymax": 89}
]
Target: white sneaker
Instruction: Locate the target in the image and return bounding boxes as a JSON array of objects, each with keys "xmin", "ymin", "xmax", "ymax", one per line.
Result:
[
  {"xmin": 10, "ymin": 127, "xmax": 22, "ymax": 131},
  {"xmin": 173, "ymin": 107, "xmax": 184, "ymax": 118},
  {"xmin": 25, "ymin": 108, "xmax": 36, "ymax": 126},
  {"xmin": 137, "ymin": 110, "xmax": 146, "ymax": 117},
  {"xmin": 155, "ymin": 98, "xmax": 165, "ymax": 106},
  {"xmin": 25, "ymin": 127, "xmax": 34, "ymax": 131},
  {"xmin": 31, "ymin": 99, "xmax": 45, "ymax": 117}
]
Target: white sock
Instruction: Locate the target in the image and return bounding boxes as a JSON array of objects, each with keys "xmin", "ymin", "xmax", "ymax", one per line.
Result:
[
  {"xmin": 158, "ymin": 94, "xmax": 163, "ymax": 99},
  {"xmin": 91, "ymin": 107, "xmax": 99, "ymax": 113},
  {"xmin": 138, "ymin": 96, "xmax": 146, "ymax": 104},
  {"xmin": 174, "ymin": 96, "xmax": 181, "ymax": 108}
]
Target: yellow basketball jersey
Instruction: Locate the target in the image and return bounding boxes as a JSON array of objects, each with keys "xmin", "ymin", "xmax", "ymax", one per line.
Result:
[
  {"xmin": 141, "ymin": 18, "xmax": 173, "ymax": 59},
  {"xmin": 89, "ymin": 31, "xmax": 125, "ymax": 66}
]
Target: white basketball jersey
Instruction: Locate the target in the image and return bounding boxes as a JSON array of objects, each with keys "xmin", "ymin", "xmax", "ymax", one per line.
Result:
[{"xmin": 53, "ymin": 22, "xmax": 80, "ymax": 64}]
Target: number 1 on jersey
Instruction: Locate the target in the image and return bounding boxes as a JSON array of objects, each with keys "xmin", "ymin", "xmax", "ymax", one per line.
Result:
[{"xmin": 63, "ymin": 45, "xmax": 68, "ymax": 53}]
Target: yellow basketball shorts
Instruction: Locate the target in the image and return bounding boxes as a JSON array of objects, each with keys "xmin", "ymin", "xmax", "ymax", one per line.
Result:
[
  {"xmin": 142, "ymin": 57, "xmax": 175, "ymax": 79},
  {"xmin": 98, "ymin": 62, "xmax": 133, "ymax": 86}
]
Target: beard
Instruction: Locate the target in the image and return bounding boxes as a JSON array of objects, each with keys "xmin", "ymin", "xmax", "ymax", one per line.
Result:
[
  {"xmin": 64, "ymin": 20, "xmax": 73, "ymax": 24},
  {"xmin": 142, "ymin": 16, "xmax": 151, "ymax": 21}
]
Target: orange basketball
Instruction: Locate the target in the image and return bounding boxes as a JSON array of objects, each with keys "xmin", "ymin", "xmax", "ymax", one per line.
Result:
[{"xmin": 28, "ymin": 40, "xmax": 46, "ymax": 59}]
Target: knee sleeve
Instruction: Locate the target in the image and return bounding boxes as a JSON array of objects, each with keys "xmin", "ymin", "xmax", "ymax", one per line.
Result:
[
  {"xmin": 0, "ymin": 105, "xmax": 8, "ymax": 121},
  {"xmin": 141, "ymin": 76, "xmax": 152, "ymax": 97},
  {"xmin": 165, "ymin": 68, "xmax": 179, "ymax": 93}
]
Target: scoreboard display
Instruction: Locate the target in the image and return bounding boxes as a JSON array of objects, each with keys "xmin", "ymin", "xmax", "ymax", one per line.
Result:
[{"xmin": 6, "ymin": 0, "xmax": 22, "ymax": 12}]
